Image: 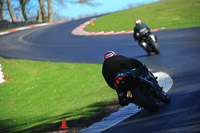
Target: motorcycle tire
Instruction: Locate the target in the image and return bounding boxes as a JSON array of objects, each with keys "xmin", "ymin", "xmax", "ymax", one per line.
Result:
[
  {"xmin": 149, "ymin": 39, "xmax": 160, "ymax": 54},
  {"xmin": 144, "ymin": 45, "xmax": 151, "ymax": 55},
  {"xmin": 158, "ymin": 91, "xmax": 170, "ymax": 104},
  {"xmin": 131, "ymin": 87, "xmax": 159, "ymax": 112}
]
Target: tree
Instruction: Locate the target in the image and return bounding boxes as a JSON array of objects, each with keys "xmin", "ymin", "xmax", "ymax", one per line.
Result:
[
  {"xmin": 38, "ymin": 0, "xmax": 47, "ymax": 22},
  {"xmin": 2, "ymin": 0, "xmax": 97, "ymax": 23},
  {"xmin": 53, "ymin": 0, "xmax": 97, "ymax": 20},
  {"xmin": 36, "ymin": 9, "xmax": 42, "ymax": 22},
  {"xmin": 0, "ymin": 0, "xmax": 5, "ymax": 20},
  {"xmin": 7, "ymin": 0, "xmax": 17, "ymax": 22},
  {"xmin": 47, "ymin": 0, "xmax": 53, "ymax": 22},
  {"xmin": 19, "ymin": 0, "xmax": 28, "ymax": 21},
  {"xmin": 75, "ymin": 0, "xmax": 96, "ymax": 5}
]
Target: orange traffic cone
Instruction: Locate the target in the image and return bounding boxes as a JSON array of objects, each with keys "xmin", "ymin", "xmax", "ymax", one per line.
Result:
[{"xmin": 60, "ymin": 118, "xmax": 68, "ymax": 129}]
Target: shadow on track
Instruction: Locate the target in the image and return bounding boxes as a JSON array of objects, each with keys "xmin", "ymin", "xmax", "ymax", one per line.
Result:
[{"xmin": 130, "ymin": 53, "xmax": 158, "ymax": 59}]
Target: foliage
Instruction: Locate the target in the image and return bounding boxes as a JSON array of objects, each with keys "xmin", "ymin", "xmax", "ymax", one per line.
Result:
[{"xmin": 0, "ymin": 0, "xmax": 96, "ymax": 22}]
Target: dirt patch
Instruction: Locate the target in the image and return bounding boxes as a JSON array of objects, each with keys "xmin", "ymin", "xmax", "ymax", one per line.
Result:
[{"xmin": 48, "ymin": 98, "xmax": 120, "ymax": 133}]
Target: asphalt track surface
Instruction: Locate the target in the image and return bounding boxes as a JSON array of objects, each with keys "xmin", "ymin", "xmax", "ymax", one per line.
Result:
[{"xmin": 0, "ymin": 17, "xmax": 200, "ymax": 132}]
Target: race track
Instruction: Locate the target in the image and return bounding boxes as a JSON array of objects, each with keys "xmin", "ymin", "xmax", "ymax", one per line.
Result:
[{"xmin": 0, "ymin": 17, "xmax": 200, "ymax": 132}]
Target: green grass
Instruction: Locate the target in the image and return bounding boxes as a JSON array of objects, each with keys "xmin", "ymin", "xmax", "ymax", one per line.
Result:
[
  {"xmin": 0, "ymin": 58, "xmax": 116, "ymax": 132},
  {"xmin": 85, "ymin": 0, "xmax": 200, "ymax": 32}
]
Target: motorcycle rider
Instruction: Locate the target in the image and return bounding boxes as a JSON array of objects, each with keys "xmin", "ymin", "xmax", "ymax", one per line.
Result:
[
  {"xmin": 102, "ymin": 51, "xmax": 158, "ymax": 107},
  {"xmin": 133, "ymin": 19, "xmax": 152, "ymax": 52}
]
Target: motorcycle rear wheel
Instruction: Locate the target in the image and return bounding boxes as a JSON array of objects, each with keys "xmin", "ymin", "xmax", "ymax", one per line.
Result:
[{"xmin": 131, "ymin": 87, "xmax": 159, "ymax": 112}]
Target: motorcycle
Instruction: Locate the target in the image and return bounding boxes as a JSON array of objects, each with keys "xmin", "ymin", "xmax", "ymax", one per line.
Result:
[
  {"xmin": 116, "ymin": 67, "xmax": 170, "ymax": 112},
  {"xmin": 136, "ymin": 32, "xmax": 160, "ymax": 55}
]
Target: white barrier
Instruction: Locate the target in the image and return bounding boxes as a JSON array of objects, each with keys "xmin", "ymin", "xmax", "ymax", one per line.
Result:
[{"xmin": 0, "ymin": 64, "xmax": 5, "ymax": 84}]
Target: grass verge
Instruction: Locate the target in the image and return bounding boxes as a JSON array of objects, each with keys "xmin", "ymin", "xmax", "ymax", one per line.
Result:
[
  {"xmin": 0, "ymin": 58, "xmax": 116, "ymax": 132},
  {"xmin": 85, "ymin": 0, "xmax": 200, "ymax": 32}
]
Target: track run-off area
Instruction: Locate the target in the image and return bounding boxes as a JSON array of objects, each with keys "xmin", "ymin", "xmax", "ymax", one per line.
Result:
[{"xmin": 0, "ymin": 17, "xmax": 200, "ymax": 132}]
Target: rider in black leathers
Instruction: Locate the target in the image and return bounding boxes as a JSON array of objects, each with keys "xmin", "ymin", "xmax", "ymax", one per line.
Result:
[
  {"xmin": 102, "ymin": 51, "xmax": 155, "ymax": 107},
  {"xmin": 133, "ymin": 19, "xmax": 151, "ymax": 50}
]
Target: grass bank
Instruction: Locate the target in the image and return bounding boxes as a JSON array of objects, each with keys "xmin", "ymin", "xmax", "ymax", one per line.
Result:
[
  {"xmin": 0, "ymin": 58, "xmax": 116, "ymax": 132},
  {"xmin": 85, "ymin": 0, "xmax": 200, "ymax": 32}
]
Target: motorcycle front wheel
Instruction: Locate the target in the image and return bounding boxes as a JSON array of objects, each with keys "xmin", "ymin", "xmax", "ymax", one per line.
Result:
[
  {"xmin": 149, "ymin": 39, "xmax": 160, "ymax": 54},
  {"xmin": 131, "ymin": 87, "xmax": 159, "ymax": 112},
  {"xmin": 158, "ymin": 91, "xmax": 170, "ymax": 104}
]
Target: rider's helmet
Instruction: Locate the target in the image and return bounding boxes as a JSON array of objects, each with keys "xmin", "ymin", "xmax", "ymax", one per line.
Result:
[
  {"xmin": 135, "ymin": 19, "xmax": 141, "ymax": 25},
  {"xmin": 104, "ymin": 51, "xmax": 116, "ymax": 60}
]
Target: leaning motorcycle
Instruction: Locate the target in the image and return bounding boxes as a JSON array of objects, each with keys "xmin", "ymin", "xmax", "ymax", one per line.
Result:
[
  {"xmin": 115, "ymin": 68, "xmax": 170, "ymax": 112},
  {"xmin": 136, "ymin": 31, "xmax": 160, "ymax": 55}
]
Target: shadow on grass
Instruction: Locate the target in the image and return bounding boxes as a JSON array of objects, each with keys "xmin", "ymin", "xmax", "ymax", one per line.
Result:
[{"xmin": 0, "ymin": 100, "xmax": 120, "ymax": 133}]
